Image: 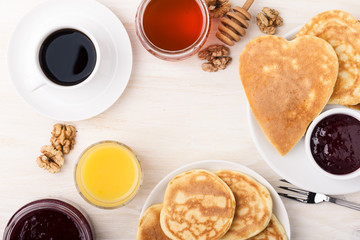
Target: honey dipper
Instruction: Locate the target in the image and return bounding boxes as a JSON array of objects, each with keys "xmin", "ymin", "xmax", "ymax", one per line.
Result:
[{"xmin": 216, "ymin": 0, "xmax": 255, "ymax": 46}]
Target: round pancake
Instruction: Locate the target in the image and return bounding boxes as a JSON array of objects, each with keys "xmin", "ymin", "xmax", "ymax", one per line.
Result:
[
  {"xmin": 215, "ymin": 170, "xmax": 272, "ymax": 240},
  {"xmin": 160, "ymin": 169, "xmax": 236, "ymax": 240},
  {"xmin": 347, "ymin": 103, "xmax": 360, "ymax": 111},
  {"xmin": 248, "ymin": 214, "xmax": 288, "ymax": 240},
  {"xmin": 239, "ymin": 35, "xmax": 338, "ymax": 155},
  {"xmin": 137, "ymin": 204, "xmax": 171, "ymax": 240},
  {"xmin": 297, "ymin": 10, "xmax": 360, "ymax": 105}
]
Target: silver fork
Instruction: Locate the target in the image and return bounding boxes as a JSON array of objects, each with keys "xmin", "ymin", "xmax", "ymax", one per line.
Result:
[{"xmin": 277, "ymin": 179, "xmax": 360, "ymax": 211}]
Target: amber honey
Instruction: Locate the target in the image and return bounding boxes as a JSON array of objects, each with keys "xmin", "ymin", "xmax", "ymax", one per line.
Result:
[{"xmin": 142, "ymin": 0, "xmax": 204, "ymax": 51}]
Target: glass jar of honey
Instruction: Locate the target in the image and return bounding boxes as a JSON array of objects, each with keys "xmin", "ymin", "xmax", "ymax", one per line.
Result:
[{"xmin": 136, "ymin": 0, "xmax": 210, "ymax": 61}]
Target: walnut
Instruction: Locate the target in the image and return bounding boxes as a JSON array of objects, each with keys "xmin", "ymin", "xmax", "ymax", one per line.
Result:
[
  {"xmin": 262, "ymin": 7, "xmax": 278, "ymax": 19},
  {"xmin": 41, "ymin": 145, "xmax": 64, "ymax": 167},
  {"xmin": 256, "ymin": 7, "xmax": 283, "ymax": 35},
  {"xmin": 37, "ymin": 155, "xmax": 60, "ymax": 174},
  {"xmin": 198, "ymin": 44, "xmax": 230, "ymax": 61},
  {"xmin": 50, "ymin": 124, "xmax": 76, "ymax": 154},
  {"xmin": 205, "ymin": 0, "xmax": 231, "ymax": 18},
  {"xmin": 37, "ymin": 145, "xmax": 64, "ymax": 173},
  {"xmin": 258, "ymin": 21, "xmax": 277, "ymax": 35},
  {"xmin": 201, "ymin": 62, "xmax": 218, "ymax": 72},
  {"xmin": 36, "ymin": 124, "xmax": 77, "ymax": 174},
  {"xmin": 206, "ymin": 0, "xmax": 217, "ymax": 7},
  {"xmin": 275, "ymin": 15, "xmax": 283, "ymax": 27},
  {"xmin": 198, "ymin": 44, "xmax": 232, "ymax": 72},
  {"xmin": 256, "ymin": 12, "xmax": 269, "ymax": 26},
  {"xmin": 213, "ymin": 57, "xmax": 232, "ymax": 70}
]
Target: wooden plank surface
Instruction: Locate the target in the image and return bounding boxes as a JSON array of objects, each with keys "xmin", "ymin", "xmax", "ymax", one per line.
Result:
[{"xmin": 1, "ymin": 0, "xmax": 360, "ymax": 239}]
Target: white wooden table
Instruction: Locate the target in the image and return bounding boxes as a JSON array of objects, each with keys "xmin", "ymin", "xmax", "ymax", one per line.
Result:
[{"xmin": 1, "ymin": 0, "xmax": 360, "ymax": 239}]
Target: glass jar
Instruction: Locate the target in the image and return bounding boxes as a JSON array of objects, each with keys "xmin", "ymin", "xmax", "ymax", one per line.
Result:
[
  {"xmin": 75, "ymin": 141, "xmax": 143, "ymax": 209},
  {"xmin": 3, "ymin": 198, "xmax": 94, "ymax": 240},
  {"xmin": 135, "ymin": 0, "xmax": 210, "ymax": 61}
]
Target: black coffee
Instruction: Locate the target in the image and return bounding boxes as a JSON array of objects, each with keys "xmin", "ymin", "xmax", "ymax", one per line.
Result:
[{"xmin": 39, "ymin": 29, "xmax": 97, "ymax": 86}]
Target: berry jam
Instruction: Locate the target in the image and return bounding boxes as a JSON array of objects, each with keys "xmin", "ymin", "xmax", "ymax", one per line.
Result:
[
  {"xmin": 10, "ymin": 209, "xmax": 84, "ymax": 240},
  {"xmin": 310, "ymin": 114, "xmax": 360, "ymax": 175},
  {"xmin": 4, "ymin": 199, "xmax": 93, "ymax": 240}
]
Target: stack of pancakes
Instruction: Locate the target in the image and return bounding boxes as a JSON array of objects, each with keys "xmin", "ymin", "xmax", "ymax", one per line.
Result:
[
  {"xmin": 297, "ymin": 10, "xmax": 360, "ymax": 108},
  {"xmin": 239, "ymin": 10, "xmax": 360, "ymax": 156},
  {"xmin": 137, "ymin": 169, "xmax": 287, "ymax": 240}
]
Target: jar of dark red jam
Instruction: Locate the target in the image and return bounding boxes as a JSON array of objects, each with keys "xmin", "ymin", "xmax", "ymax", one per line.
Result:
[
  {"xmin": 305, "ymin": 108, "xmax": 360, "ymax": 180},
  {"xmin": 3, "ymin": 199, "xmax": 94, "ymax": 240}
]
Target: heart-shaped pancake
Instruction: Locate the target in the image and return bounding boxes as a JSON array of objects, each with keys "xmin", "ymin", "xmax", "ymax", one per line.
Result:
[
  {"xmin": 348, "ymin": 103, "xmax": 360, "ymax": 110},
  {"xmin": 239, "ymin": 35, "xmax": 338, "ymax": 155},
  {"xmin": 297, "ymin": 10, "xmax": 360, "ymax": 105}
]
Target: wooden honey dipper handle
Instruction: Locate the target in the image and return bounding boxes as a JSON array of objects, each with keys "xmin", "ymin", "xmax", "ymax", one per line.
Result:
[
  {"xmin": 216, "ymin": 0, "xmax": 255, "ymax": 46},
  {"xmin": 242, "ymin": 0, "xmax": 254, "ymax": 11}
]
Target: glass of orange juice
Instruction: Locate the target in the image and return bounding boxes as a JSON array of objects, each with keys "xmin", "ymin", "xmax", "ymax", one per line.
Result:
[{"xmin": 75, "ymin": 141, "xmax": 142, "ymax": 209}]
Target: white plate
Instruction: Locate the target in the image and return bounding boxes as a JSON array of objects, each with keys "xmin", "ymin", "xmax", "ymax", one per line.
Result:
[
  {"xmin": 8, "ymin": 0, "xmax": 132, "ymax": 121},
  {"xmin": 247, "ymin": 27, "xmax": 360, "ymax": 195},
  {"xmin": 141, "ymin": 160, "xmax": 290, "ymax": 239}
]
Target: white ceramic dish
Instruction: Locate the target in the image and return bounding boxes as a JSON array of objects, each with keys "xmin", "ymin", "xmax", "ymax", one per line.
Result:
[
  {"xmin": 247, "ymin": 27, "xmax": 360, "ymax": 195},
  {"xmin": 140, "ymin": 160, "xmax": 291, "ymax": 239},
  {"xmin": 305, "ymin": 108, "xmax": 360, "ymax": 180},
  {"xmin": 8, "ymin": 0, "xmax": 132, "ymax": 121}
]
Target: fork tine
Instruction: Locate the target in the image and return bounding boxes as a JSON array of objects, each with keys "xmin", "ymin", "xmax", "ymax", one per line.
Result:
[
  {"xmin": 278, "ymin": 192, "xmax": 308, "ymax": 203},
  {"xmin": 277, "ymin": 185, "xmax": 309, "ymax": 196},
  {"xmin": 280, "ymin": 179, "xmax": 290, "ymax": 183}
]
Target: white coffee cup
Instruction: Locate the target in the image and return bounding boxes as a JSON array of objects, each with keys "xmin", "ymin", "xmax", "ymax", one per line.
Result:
[{"xmin": 29, "ymin": 25, "xmax": 100, "ymax": 92}]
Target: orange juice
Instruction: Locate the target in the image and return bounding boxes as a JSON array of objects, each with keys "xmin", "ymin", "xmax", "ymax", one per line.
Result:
[{"xmin": 75, "ymin": 141, "xmax": 142, "ymax": 208}]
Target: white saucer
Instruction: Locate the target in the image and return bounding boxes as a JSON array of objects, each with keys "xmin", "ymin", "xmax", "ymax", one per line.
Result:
[
  {"xmin": 247, "ymin": 27, "xmax": 360, "ymax": 195},
  {"xmin": 8, "ymin": 0, "xmax": 132, "ymax": 121},
  {"xmin": 140, "ymin": 160, "xmax": 291, "ymax": 239}
]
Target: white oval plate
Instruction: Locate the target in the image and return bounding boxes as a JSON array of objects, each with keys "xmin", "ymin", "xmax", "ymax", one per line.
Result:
[
  {"xmin": 8, "ymin": 0, "xmax": 132, "ymax": 121},
  {"xmin": 141, "ymin": 160, "xmax": 290, "ymax": 239},
  {"xmin": 247, "ymin": 27, "xmax": 360, "ymax": 195}
]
